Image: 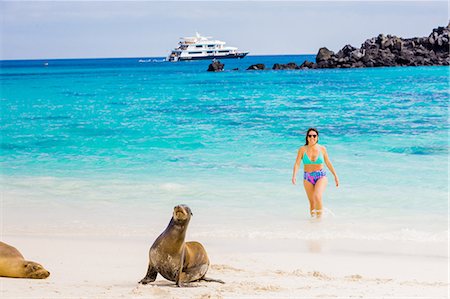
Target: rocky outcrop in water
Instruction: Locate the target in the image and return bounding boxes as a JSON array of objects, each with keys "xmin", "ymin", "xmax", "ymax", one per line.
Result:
[
  {"xmin": 247, "ymin": 64, "xmax": 266, "ymax": 70},
  {"xmin": 207, "ymin": 60, "xmax": 224, "ymax": 72},
  {"xmin": 272, "ymin": 62, "xmax": 300, "ymax": 70},
  {"xmin": 300, "ymin": 23, "xmax": 450, "ymax": 69},
  {"xmin": 299, "ymin": 60, "xmax": 316, "ymax": 69}
]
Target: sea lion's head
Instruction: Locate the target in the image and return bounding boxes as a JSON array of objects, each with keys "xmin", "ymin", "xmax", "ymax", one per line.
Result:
[
  {"xmin": 173, "ymin": 204, "xmax": 193, "ymax": 223},
  {"xmin": 23, "ymin": 261, "xmax": 50, "ymax": 279}
]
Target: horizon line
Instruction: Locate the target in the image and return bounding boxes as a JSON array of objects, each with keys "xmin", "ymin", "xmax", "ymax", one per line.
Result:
[{"xmin": 0, "ymin": 53, "xmax": 317, "ymax": 62}]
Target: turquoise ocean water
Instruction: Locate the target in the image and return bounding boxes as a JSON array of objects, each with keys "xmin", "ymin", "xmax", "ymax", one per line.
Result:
[{"xmin": 1, "ymin": 56, "xmax": 448, "ymax": 245}]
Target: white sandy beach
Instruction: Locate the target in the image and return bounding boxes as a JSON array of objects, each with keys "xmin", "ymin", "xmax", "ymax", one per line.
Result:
[
  {"xmin": 1, "ymin": 181, "xmax": 449, "ymax": 298},
  {"xmin": 1, "ymin": 233, "xmax": 448, "ymax": 299}
]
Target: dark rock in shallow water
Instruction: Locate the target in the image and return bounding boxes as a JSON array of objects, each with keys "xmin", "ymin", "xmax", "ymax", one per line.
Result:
[
  {"xmin": 207, "ymin": 60, "xmax": 224, "ymax": 72},
  {"xmin": 299, "ymin": 60, "xmax": 316, "ymax": 69},
  {"xmin": 309, "ymin": 23, "xmax": 450, "ymax": 69},
  {"xmin": 272, "ymin": 62, "xmax": 300, "ymax": 70},
  {"xmin": 247, "ymin": 64, "xmax": 265, "ymax": 70},
  {"xmin": 336, "ymin": 44, "xmax": 357, "ymax": 59},
  {"xmin": 316, "ymin": 47, "xmax": 335, "ymax": 63}
]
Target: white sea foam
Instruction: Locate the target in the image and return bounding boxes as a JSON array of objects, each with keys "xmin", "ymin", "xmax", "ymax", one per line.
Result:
[
  {"xmin": 159, "ymin": 182, "xmax": 185, "ymax": 191},
  {"xmin": 191, "ymin": 227, "xmax": 448, "ymax": 243}
]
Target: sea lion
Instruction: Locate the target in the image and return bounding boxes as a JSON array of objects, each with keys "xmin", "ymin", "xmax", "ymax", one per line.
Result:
[
  {"xmin": 139, "ymin": 204, "xmax": 224, "ymax": 286},
  {"xmin": 0, "ymin": 241, "xmax": 50, "ymax": 279}
]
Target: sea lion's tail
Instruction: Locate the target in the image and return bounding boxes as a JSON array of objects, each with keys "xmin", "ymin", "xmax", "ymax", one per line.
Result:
[{"xmin": 200, "ymin": 277, "xmax": 225, "ymax": 284}]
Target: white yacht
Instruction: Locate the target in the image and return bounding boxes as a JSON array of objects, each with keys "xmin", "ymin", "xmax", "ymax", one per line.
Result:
[{"xmin": 167, "ymin": 33, "xmax": 249, "ymax": 62}]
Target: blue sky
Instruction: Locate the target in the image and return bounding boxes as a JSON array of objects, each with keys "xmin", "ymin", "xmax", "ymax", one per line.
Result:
[{"xmin": 0, "ymin": 1, "xmax": 448, "ymax": 60}]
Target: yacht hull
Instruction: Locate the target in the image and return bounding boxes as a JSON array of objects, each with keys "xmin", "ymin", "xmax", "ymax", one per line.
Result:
[{"xmin": 170, "ymin": 52, "xmax": 248, "ymax": 62}]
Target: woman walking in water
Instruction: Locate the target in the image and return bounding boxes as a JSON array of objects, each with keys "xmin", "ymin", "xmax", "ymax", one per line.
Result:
[{"xmin": 292, "ymin": 128, "xmax": 339, "ymax": 218}]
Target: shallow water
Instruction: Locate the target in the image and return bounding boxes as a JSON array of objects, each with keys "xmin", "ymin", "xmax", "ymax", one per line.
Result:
[{"xmin": 1, "ymin": 56, "xmax": 448, "ymax": 246}]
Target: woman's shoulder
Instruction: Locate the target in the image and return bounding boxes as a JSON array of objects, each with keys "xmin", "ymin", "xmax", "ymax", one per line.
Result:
[
  {"xmin": 298, "ymin": 145, "xmax": 306, "ymax": 152},
  {"xmin": 318, "ymin": 144, "xmax": 327, "ymax": 153}
]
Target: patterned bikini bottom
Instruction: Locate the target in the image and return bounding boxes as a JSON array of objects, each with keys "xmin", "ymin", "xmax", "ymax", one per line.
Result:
[{"xmin": 303, "ymin": 169, "xmax": 327, "ymax": 185}]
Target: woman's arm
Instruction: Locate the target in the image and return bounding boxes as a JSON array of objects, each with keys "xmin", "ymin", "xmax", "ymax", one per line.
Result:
[
  {"xmin": 292, "ymin": 147, "xmax": 303, "ymax": 185},
  {"xmin": 322, "ymin": 146, "xmax": 339, "ymax": 187}
]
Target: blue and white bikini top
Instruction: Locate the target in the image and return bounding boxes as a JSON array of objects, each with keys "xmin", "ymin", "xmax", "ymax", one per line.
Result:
[{"xmin": 302, "ymin": 148, "xmax": 324, "ymax": 165}]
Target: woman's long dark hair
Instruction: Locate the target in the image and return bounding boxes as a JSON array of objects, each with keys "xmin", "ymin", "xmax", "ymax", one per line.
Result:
[{"xmin": 305, "ymin": 128, "xmax": 319, "ymax": 145}]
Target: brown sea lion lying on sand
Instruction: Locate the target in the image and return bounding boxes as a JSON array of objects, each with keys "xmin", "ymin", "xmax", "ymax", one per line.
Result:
[
  {"xmin": 139, "ymin": 204, "xmax": 224, "ymax": 286},
  {"xmin": 0, "ymin": 241, "xmax": 50, "ymax": 279}
]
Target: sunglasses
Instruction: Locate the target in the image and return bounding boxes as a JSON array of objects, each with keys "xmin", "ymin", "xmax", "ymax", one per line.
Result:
[{"xmin": 308, "ymin": 134, "xmax": 318, "ymax": 138}]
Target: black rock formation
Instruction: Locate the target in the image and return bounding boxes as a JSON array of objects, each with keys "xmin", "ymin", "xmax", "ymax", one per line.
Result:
[
  {"xmin": 272, "ymin": 62, "xmax": 300, "ymax": 70},
  {"xmin": 247, "ymin": 64, "xmax": 266, "ymax": 70},
  {"xmin": 207, "ymin": 60, "xmax": 224, "ymax": 72},
  {"xmin": 299, "ymin": 60, "xmax": 316, "ymax": 69},
  {"xmin": 302, "ymin": 23, "xmax": 450, "ymax": 69}
]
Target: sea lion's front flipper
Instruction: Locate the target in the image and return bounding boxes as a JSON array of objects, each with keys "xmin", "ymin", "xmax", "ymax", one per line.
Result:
[
  {"xmin": 139, "ymin": 263, "xmax": 157, "ymax": 284},
  {"xmin": 176, "ymin": 247, "xmax": 186, "ymax": 287}
]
